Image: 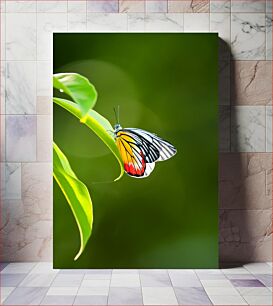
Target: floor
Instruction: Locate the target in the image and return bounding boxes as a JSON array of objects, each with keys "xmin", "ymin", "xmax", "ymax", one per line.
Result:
[{"xmin": 0, "ymin": 262, "xmax": 272, "ymax": 305}]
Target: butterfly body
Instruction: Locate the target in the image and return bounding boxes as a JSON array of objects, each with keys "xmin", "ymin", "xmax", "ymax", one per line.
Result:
[{"xmin": 114, "ymin": 124, "xmax": 177, "ymax": 178}]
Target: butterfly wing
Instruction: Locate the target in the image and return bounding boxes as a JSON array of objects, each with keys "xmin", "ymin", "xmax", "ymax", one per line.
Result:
[
  {"xmin": 115, "ymin": 128, "xmax": 176, "ymax": 178},
  {"xmin": 123, "ymin": 128, "xmax": 177, "ymax": 162}
]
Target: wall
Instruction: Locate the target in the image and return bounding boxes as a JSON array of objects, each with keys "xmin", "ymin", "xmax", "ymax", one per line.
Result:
[{"xmin": 0, "ymin": 0, "xmax": 272, "ymax": 263}]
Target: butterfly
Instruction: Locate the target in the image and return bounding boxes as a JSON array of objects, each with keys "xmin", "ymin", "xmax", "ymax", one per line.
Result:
[{"xmin": 113, "ymin": 108, "xmax": 177, "ymax": 178}]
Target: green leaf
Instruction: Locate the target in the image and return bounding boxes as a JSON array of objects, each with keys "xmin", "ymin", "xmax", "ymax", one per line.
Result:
[
  {"xmin": 53, "ymin": 73, "xmax": 97, "ymax": 118},
  {"xmin": 53, "ymin": 97, "xmax": 124, "ymax": 181},
  {"xmin": 53, "ymin": 142, "xmax": 93, "ymax": 261}
]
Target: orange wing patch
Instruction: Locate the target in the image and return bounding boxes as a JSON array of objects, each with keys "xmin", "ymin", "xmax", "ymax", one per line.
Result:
[{"xmin": 116, "ymin": 131, "xmax": 146, "ymax": 177}]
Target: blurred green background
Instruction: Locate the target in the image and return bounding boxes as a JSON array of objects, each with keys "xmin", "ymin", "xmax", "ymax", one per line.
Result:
[{"xmin": 53, "ymin": 33, "xmax": 218, "ymax": 268}]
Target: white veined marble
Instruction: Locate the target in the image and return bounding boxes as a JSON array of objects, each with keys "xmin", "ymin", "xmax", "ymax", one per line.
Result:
[
  {"xmin": 146, "ymin": 0, "xmax": 167, "ymax": 13},
  {"xmin": 184, "ymin": 13, "xmax": 209, "ymax": 32},
  {"xmin": 87, "ymin": 0, "xmax": 118, "ymax": 13},
  {"xmin": 87, "ymin": 13, "xmax": 127, "ymax": 32},
  {"xmin": 231, "ymin": 0, "xmax": 266, "ymax": 13},
  {"xmin": 6, "ymin": 1, "xmax": 36, "ymax": 13},
  {"xmin": 37, "ymin": 1, "xmax": 68, "ymax": 13},
  {"xmin": 144, "ymin": 13, "xmax": 183, "ymax": 32},
  {"xmin": 210, "ymin": 0, "xmax": 231, "ymax": 13},
  {"xmin": 6, "ymin": 13, "xmax": 36, "ymax": 60},
  {"xmin": 266, "ymin": 14, "xmax": 272, "ymax": 60},
  {"xmin": 266, "ymin": 106, "xmax": 272, "ymax": 152},
  {"xmin": 68, "ymin": 13, "xmax": 87, "ymax": 31},
  {"xmin": 4, "ymin": 162, "xmax": 21, "ymax": 199},
  {"xmin": 231, "ymin": 13, "xmax": 266, "ymax": 60},
  {"xmin": 6, "ymin": 61, "xmax": 36, "ymax": 115},
  {"xmin": 68, "ymin": 1, "xmax": 87, "ymax": 13},
  {"xmin": 231, "ymin": 106, "xmax": 266, "ymax": 152},
  {"xmin": 6, "ymin": 115, "xmax": 36, "ymax": 162},
  {"xmin": 128, "ymin": 13, "xmax": 145, "ymax": 32}
]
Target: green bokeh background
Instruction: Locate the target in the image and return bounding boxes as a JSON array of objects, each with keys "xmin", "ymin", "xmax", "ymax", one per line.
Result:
[{"xmin": 53, "ymin": 33, "xmax": 218, "ymax": 268}]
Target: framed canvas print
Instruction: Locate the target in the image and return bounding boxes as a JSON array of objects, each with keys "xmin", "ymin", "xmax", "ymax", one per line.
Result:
[{"xmin": 53, "ymin": 33, "xmax": 218, "ymax": 268}]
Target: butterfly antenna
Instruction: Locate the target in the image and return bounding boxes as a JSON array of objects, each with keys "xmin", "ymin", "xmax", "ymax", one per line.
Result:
[
  {"xmin": 117, "ymin": 105, "xmax": 120, "ymax": 124},
  {"xmin": 113, "ymin": 107, "xmax": 118, "ymax": 124}
]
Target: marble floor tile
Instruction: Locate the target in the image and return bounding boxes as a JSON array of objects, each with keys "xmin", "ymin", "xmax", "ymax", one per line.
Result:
[
  {"xmin": 19, "ymin": 273, "xmax": 56, "ymax": 287},
  {"xmin": 108, "ymin": 287, "xmax": 143, "ymax": 305},
  {"xmin": 140, "ymin": 272, "xmax": 171, "ymax": 287},
  {"xmin": 204, "ymin": 286, "xmax": 240, "ymax": 295},
  {"xmin": 82, "ymin": 279, "xmax": 111, "ymax": 287},
  {"xmin": 1, "ymin": 273, "xmax": 27, "ymax": 287},
  {"xmin": 208, "ymin": 294, "xmax": 247, "ymax": 305},
  {"xmin": 174, "ymin": 287, "xmax": 212, "ymax": 305},
  {"xmin": 0, "ymin": 287, "xmax": 15, "ymax": 303},
  {"xmin": 110, "ymin": 274, "xmax": 140, "ymax": 287},
  {"xmin": 169, "ymin": 273, "xmax": 202, "ymax": 287},
  {"xmin": 254, "ymin": 274, "xmax": 273, "ymax": 286},
  {"xmin": 29, "ymin": 263, "xmax": 59, "ymax": 274},
  {"xmin": 3, "ymin": 287, "xmax": 48, "ymax": 305},
  {"xmin": 1, "ymin": 263, "xmax": 36, "ymax": 274},
  {"xmin": 244, "ymin": 262, "xmax": 272, "ymax": 274},
  {"xmin": 83, "ymin": 273, "xmax": 111, "ymax": 280},
  {"xmin": 144, "ymin": 13, "xmax": 183, "ymax": 32},
  {"xmin": 142, "ymin": 287, "xmax": 178, "ymax": 305},
  {"xmin": 243, "ymin": 294, "xmax": 272, "ymax": 305},
  {"xmin": 201, "ymin": 279, "xmax": 233, "ymax": 287},
  {"xmin": 68, "ymin": 13, "xmax": 87, "ymax": 31},
  {"xmin": 87, "ymin": 0, "xmax": 118, "ymax": 13},
  {"xmin": 77, "ymin": 286, "xmax": 109, "ymax": 296},
  {"xmin": 41, "ymin": 295, "xmax": 75, "ymax": 305},
  {"xmin": 230, "ymin": 279, "xmax": 265, "ymax": 287},
  {"xmin": 225, "ymin": 274, "xmax": 256, "ymax": 280},
  {"xmin": 51, "ymin": 274, "xmax": 84, "ymax": 287},
  {"xmin": 74, "ymin": 295, "xmax": 108, "ymax": 305},
  {"xmin": 237, "ymin": 286, "xmax": 272, "ymax": 295},
  {"xmin": 46, "ymin": 286, "xmax": 78, "ymax": 296},
  {"xmin": 112, "ymin": 269, "xmax": 139, "ymax": 275},
  {"xmin": 0, "ymin": 263, "xmax": 9, "ymax": 271},
  {"xmin": 231, "ymin": 13, "xmax": 266, "ymax": 60},
  {"xmin": 4, "ymin": 163, "xmax": 21, "ymax": 199}
]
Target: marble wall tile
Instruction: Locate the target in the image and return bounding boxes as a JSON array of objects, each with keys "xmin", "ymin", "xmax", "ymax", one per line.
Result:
[
  {"xmin": 37, "ymin": 1, "xmax": 67, "ymax": 13},
  {"xmin": 146, "ymin": 0, "xmax": 167, "ymax": 13},
  {"xmin": 4, "ymin": 163, "xmax": 21, "ymax": 199},
  {"xmin": 68, "ymin": 13, "xmax": 87, "ymax": 31},
  {"xmin": 168, "ymin": 0, "xmax": 209, "ymax": 13},
  {"xmin": 144, "ymin": 13, "xmax": 183, "ymax": 32},
  {"xmin": 184, "ymin": 13, "xmax": 209, "ymax": 32},
  {"xmin": 1, "ymin": 61, "xmax": 6, "ymax": 114},
  {"xmin": 0, "ymin": 0, "xmax": 5, "ymax": 13},
  {"xmin": 219, "ymin": 60, "xmax": 230, "ymax": 105},
  {"xmin": 22, "ymin": 162, "xmax": 52, "ymax": 218},
  {"xmin": 266, "ymin": 14, "xmax": 272, "ymax": 60},
  {"xmin": 68, "ymin": 0, "xmax": 87, "ymax": 13},
  {"xmin": 37, "ymin": 61, "xmax": 51, "ymax": 97},
  {"xmin": 87, "ymin": 0, "xmax": 118, "ymax": 13},
  {"xmin": 231, "ymin": 106, "xmax": 266, "ymax": 152},
  {"xmin": 6, "ymin": 61, "xmax": 36, "ymax": 114},
  {"xmin": 266, "ymin": 106, "xmax": 272, "ymax": 152},
  {"xmin": 37, "ymin": 13, "xmax": 67, "ymax": 61},
  {"xmin": 37, "ymin": 115, "xmax": 52, "ymax": 162},
  {"xmin": 266, "ymin": 0, "xmax": 272, "ymax": 12},
  {"xmin": 1, "ymin": 115, "xmax": 5, "ymax": 161},
  {"xmin": 220, "ymin": 209, "xmax": 272, "ymax": 262},
  {"xmin": 6, "ymin": 115, "xmax": 36, "ymax": 162},
  {"xmin": 231, "ymin": 13, "xmax": 266, "ymax": 60},
  {"xmin": 220, "ymin": 153, "xmax": 272, "ymax": 209},
  {"xmin": 6, "ymin": 13, "xmax": 36, "ymax": 60},
  {"xmin": 210, "ymin": 13, "xmax": 231, "ymax": 60},
  {"xmin": 231, "ymin": 61, "xmax": 272, "ymax": 105},
  {"xmin": 119, "ymin": 0, "xmax": 144, "ymax": 13},
  {"xmin": 210, "ymin": 0, "xmax": 231, "ymax": 13},
  {"xmin": 37, "ymin": 96, "xmax": 52, "ymax": 115},
  {"xmin": 219, "ymin": 106, "xmax": 230, "ymax": 152},
  {"xmin": 231, "ymin": 0, "xmax": 266, "ymax": 13},
  {"xmin": 87, "ymin": 13, "xmax": 127, "ymax": 31},
  {"xmin": 1, "ymin": 13, "xmax": 6, "ymax": 60},
  {"xmin": 6, "ymin": 1, "xmax": 37, "ymax": 13},
  {"xmin": 128, "ymin": 13, "xmax": 145, "ymax": 31}
]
